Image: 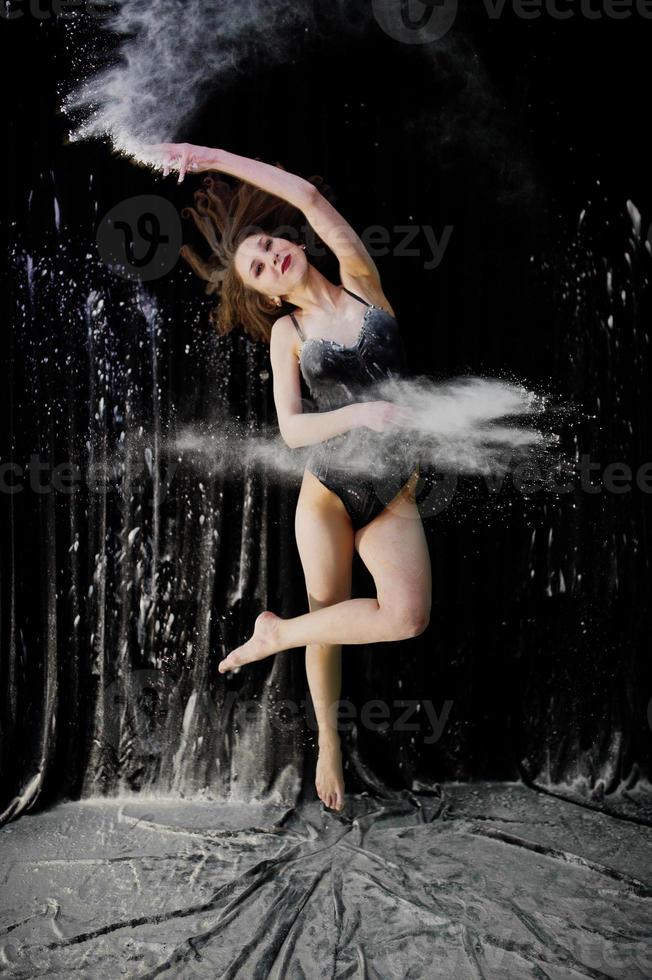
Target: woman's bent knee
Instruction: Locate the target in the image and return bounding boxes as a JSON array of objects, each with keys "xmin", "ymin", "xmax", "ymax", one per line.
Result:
[
  {"xmin": 383, "ymin": 604, "xmax": 430, "ymax": 640},
  {"xmin": 409, "ymin": 610, "xmax": 430, "ymax": 637}
]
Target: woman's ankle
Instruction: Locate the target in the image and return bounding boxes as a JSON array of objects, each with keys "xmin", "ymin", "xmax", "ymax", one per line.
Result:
[{"xmin": 317, "ymin": 730, "xmax": 341, "ymax": 750}]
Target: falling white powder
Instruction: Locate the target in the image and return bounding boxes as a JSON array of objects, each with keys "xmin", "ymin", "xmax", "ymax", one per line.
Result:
[
  {"xmin": 165, "ymin": 374, "xmax": 564, "ymax": 484},
  {"xmin": 61, "ymin": 0, "xmax": 333, "ymax": 159}
]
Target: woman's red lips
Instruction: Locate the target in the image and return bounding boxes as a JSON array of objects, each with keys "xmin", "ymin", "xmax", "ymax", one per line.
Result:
[{"xmin": 281, "ymin": 254, "xmax": 291, "ymax": 274}]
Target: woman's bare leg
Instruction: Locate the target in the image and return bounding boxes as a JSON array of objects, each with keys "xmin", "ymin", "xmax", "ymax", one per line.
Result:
[
  {"xmin": 294, "ymin": 472, "xmax": 355, "ymax": 812},
  {"xmin": 219, "ymin": 474, "xmax": 431, "ymax": 673}
]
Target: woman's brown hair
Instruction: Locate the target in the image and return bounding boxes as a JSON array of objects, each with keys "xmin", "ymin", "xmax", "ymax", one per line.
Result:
[{"xmin": 179, "ymin": 165, "xmax": 334, "ymax": 346}]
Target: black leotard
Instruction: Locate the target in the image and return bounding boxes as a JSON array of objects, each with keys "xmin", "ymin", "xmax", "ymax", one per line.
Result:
[{"xmin": 289, "ymin": 287, "xmax": 419, "ymax": 531}]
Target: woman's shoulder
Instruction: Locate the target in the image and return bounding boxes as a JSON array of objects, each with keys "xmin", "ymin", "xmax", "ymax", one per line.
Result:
[
  {"xmin": 339, "ymin": 273, "xmax": 395, "ymax": 318},
  {"xmin": 271, "ymin": 312, "xmax": 299, "ymax": 337},
  {"xmin": 270, "ymin": 313, "xmax": 302, "ymax": 361}
]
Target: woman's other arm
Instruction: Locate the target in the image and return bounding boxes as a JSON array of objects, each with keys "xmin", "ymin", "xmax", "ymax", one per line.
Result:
[
  {"xmin": 270, "ymin": 318, "xmax": 360, "ymax": 449},
  {"xmin": 270, "ymin": 319, "xmax": 415, "ymax": 448}
]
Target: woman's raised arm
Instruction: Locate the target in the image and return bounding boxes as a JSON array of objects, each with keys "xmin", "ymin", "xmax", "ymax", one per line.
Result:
[
  {"xmin": 137, "ymin": 142, "xmax": 381, "ymax": 284},
  {"xmin": 138, "ymin": 142, "xmax": 316, "ymax": 209}
]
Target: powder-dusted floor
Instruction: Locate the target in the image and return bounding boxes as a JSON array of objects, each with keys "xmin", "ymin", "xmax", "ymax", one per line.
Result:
[{"xmin": 1, "ymin": 783, "xmax": 650, "ymax": 978}]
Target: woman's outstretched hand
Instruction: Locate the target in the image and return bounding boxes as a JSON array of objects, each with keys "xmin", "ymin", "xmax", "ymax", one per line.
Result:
[
  {"xmin": 357, "ymin": 400, "xmax": 418, "ymax": 433},
  {"xmin": 131, "ymin": 141, "xmax": 215, "ymax": 183}
]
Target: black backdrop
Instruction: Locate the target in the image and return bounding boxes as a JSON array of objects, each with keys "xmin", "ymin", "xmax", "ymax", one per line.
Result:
[{"xmin": 2, "ymin": 2, "xmax": 651, "ymax": 825}]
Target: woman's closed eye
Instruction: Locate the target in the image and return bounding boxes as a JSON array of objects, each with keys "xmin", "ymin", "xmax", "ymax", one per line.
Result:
[{"xmin": 255, "ymin": 238, "xmax": 273, "ymax": 277}]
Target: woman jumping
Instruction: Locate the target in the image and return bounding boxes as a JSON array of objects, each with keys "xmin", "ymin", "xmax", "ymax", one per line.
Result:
[{"xmin": 134, "ymin": 142, "xmax": 433, "ymax": 812}]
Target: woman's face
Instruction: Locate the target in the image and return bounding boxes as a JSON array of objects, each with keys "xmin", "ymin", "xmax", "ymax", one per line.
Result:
[{"xmin": 233, "ymin": 234, "xmax": 307, "ymax": 299}]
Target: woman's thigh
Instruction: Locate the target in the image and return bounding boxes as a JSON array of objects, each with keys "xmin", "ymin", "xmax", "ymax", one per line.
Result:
[
  {"xmin": 295, "ymin": 470, "xmax": 355, "ymax": 607},
  {"xmin": 353, "ymin": 485, "xmax": 432, "ymax": 628}
]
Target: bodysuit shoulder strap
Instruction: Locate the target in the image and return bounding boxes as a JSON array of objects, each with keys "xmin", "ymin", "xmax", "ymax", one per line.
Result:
[
  {"xmin": 341, "ymin": 285, "xmax": 371, "ymax": 307},
  {"xmin": 289, "ymin": 310, "xmax": 306, "ymax": 341},
  {"xmin": 289, "ymin": 289, "xmax": 370, "ymax": 341}
]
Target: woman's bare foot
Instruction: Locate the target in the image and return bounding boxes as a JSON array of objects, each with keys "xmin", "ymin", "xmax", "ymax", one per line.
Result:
[
  {"xmin": 315, "ymin": 735, "xmax": 345, "ymax": 812},
  {"xmin": 218, "ymin": 611, "xmax": 283, "ymax": 674}
]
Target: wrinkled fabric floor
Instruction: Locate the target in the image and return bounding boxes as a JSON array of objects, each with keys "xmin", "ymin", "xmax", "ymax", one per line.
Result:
[{"xmin": 1, "ymin": 783, "xmax": 651, "ymax": 979}]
